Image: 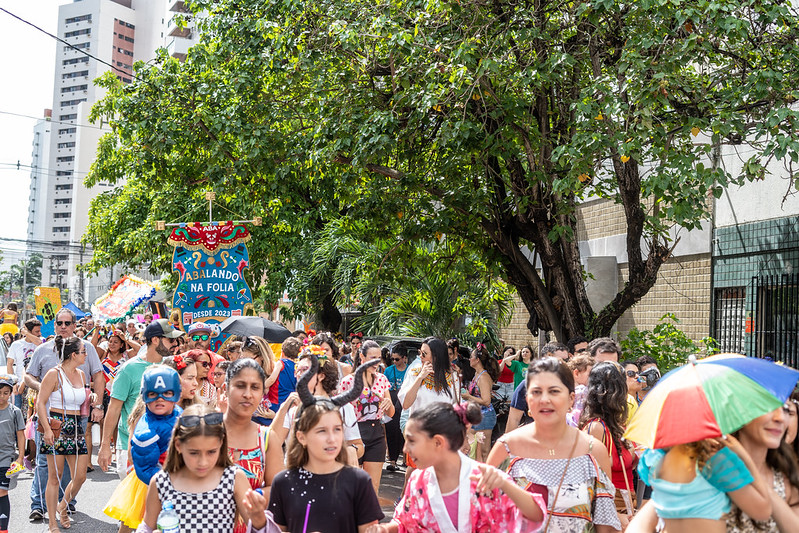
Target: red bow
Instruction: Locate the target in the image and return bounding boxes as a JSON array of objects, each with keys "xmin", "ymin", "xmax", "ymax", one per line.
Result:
[
  {"xmin": 173, "ymin": 354, "xmax": 187, "ymax": 371},
  {"xmin": 306, "ymin": 329, "xmax": 316, "ymax": 337}
]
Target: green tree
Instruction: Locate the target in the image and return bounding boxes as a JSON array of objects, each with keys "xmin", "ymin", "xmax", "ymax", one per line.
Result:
[
  {"xmin": 293, "ymin": 218, "xmax": 513, "ymax": 340},
  {"xmin": 86, "ymin": 0, "xmax": 799, "ymax": 340}
]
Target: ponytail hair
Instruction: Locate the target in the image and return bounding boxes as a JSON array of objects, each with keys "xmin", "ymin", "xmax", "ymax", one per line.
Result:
[
  {"xmin": 408, "ymin": 401, "xmax": 482, "ymax": 451},
  {"xmin": 54, "ymin": 336, "xmax": 81, "ymax": 362}
]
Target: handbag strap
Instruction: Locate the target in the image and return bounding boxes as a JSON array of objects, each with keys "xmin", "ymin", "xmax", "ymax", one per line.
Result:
[
  {"xmin": 54, "ymin": 365, "xmax": 66, "ymax": 414},
  {"xmin": 619, "ymin": 445, "xmax": 636, "ymax": 514},
  {"xmin": 543, "ymin": 430, "xmax": 580, "ymax": 532}
]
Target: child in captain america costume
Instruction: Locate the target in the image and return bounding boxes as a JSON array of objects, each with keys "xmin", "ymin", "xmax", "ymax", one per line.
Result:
[{"xmin": 104, "ymin": 365, "xmax": 182, "ymax": 529}]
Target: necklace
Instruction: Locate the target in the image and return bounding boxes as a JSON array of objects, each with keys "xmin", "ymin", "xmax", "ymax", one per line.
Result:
[{"xmin": 537, "ymin": 428, "xmax": 569, "ymax": 456}]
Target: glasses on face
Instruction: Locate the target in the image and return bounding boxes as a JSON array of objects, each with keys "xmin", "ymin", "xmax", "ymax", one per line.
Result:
[
  {"xmin": 626, "ymin": 370, "xmax": 639, "ymax": 378},
  {"xmin": 56, "ymin": 321, "xmax": 73, "ymax": 326},
  {"xmin": 192, "ymin": 334, "xmax": 209, "ymax": 342},
  {"xmin": 198, "ymin": 361, "xmax": 211, "ymax": 368},
  {"xmin": 391, "ymin": 357, "xmax": 401, "ymax": 362},
  {"xmin": 179, "ymin": 412, "xmax": 224, "ymax": 427}
]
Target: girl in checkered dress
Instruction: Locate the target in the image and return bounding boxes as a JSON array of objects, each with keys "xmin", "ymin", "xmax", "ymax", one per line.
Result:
[{"xmin": 135, "ymin": 404, "xmax": 272, "ymax": 533}]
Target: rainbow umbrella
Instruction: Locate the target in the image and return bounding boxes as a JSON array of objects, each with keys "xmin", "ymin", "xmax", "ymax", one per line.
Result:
[{"xmin": 625, "ymin": 355, "xmax": 799, "ymax": 449}]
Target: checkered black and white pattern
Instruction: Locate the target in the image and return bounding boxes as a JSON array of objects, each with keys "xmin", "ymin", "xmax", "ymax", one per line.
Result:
[{"xmin": 154, "ymin": 465, "xmax": 237, "ymax": 532}]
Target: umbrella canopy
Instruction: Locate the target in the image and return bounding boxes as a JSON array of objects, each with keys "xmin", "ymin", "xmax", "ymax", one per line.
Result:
[
  {"xmin": 625, "ymin": 355, "xmax": 799, "ymax": 449},
  {"xmin": 217, "ymin": 316, "xmax": 292, "ymax": 343}
]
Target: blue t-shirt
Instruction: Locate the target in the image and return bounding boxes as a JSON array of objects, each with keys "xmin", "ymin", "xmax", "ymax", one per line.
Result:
[
  {"xmin": 510, "ymin": 381, "xmax": 533, "ymax": 426},
  {"xmin": 384, "ymin": 365, "xmax": 408, "ymax": 392},
  {"xmin": 639, "ymin": 446, "xmax": 754, "ymax": 520}
]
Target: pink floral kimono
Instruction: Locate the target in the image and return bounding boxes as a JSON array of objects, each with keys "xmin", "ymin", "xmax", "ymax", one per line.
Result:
[{"xmin": 392, "ymin": 453, "xmax": 546, "ymax": 533}]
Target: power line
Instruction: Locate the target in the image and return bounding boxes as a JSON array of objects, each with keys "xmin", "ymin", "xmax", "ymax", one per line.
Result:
[
  {"xmin": 0, "ymin": 110, "xmax": 107, "ymax": 131},
  {"xmin": 0, "ymin": 6, "xmax": 141, "ymax": 83}
]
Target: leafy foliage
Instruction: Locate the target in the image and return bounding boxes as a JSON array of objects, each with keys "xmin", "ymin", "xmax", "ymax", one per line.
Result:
[
  {"xmin": 84, "ymin": 0, "xmax": 799, "ymax": 339},
  {"xmin": 620, "ymin": 313, "xmax": 718, "ymax": 372}
]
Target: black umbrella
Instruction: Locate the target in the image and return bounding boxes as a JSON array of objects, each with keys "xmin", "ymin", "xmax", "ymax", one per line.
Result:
[{"xmin": 217, "ymin": 316, "xmax": 293, "ymax": 343}]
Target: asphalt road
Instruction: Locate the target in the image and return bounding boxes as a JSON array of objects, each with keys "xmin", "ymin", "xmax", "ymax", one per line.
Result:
[{"xmin": 8, "ymin": 454, "xmax": 405, "ymax": 532}]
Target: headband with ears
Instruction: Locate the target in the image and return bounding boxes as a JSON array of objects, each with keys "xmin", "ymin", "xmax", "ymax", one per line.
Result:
[{"xmin": 295, "ymin": 348, "xmax": 380, "ymax": 419}]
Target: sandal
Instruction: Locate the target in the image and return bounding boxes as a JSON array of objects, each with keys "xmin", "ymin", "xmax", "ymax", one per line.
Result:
[{"xmin": 57, "ymin": 501, "xmax": 71, "ymax": 529}]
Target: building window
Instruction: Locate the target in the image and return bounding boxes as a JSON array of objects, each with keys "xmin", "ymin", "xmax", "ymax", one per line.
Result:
[
  {"xmin": 63, "ymin": 57, "xmax": 89, "ymax": 66},
  {"xmin": 59, "ymin": 114, "xmax": 78, "ymax": 121},
  {"xmin": 56, "ymin": 156, "xmax": 74, "ymax": 163},
  {"xmin": 62, "ymin": 71, "xmax": 89, "ymax": 80},
  {"xmin": 54, "ymin": 212, "xmax": 71, "ymax": 218},
  {"xmin": 60, "ymin": 98, "xmax": 87, "ymax": 107},
  {"xmin": 64, "ymin": 42, "xmax": 91, "ymax": 52},
  {"xmin": 52, "ymin": 227, "xmax": 70, "ymax": 233},
  {"xmin": 58, "ymin": 128, "xmax": 77, "ymax": 135},
  {"xmin": 56, "ymin": 171, "xmax": 73, "ymax": 176},
  {"xmin": 61, "ymin": 84, "xmax": 88, "ymax": 93},
  {"xmin": 57, "ymin": 142, "xmax": 76, "ymax": 149},
  {"xmin": 65, "ymin": 29, "xmax": 91, "ymax": 38},
  {"xmin": 65, "ymin": 14, "xmax": 92, "ymax": 24},
  {"xmin": 54, "ymin": 199, "xmax": 72, "ymax": 205},
  {"xmin": 55, "ymin": 184, "xmax": 73, "ymax": 191},
  {"xmin": 713, "ymin": 287, "xmax": 745, "ymax": 354}
]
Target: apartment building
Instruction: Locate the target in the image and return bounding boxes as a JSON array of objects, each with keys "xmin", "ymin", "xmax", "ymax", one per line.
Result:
[{"xmin": 29, "ymin": 0, "xmax": 197, "ymax": 305}]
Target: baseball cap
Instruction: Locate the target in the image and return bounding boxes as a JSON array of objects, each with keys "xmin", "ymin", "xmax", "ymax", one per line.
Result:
[
  {"xmin": 144, "ymin": 318, "xmax": 184, "ymax": 340},
  {"xmin": 187, "ymin": 322, "xmax": 213, "ymax": 336},
  {"xmin": 0, "ymin": 374, "xmax": 18, "ymax": 390}
]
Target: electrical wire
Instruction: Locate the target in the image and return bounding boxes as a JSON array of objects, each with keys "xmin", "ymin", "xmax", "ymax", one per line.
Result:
[{"xmin": 0, "ymin": 6, "xmax": 141, "ymax": 82}]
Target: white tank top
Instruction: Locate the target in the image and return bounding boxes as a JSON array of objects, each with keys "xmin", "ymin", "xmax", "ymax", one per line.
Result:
[{"xmin": 49, "ymin": 367, "xmax": 86, "ymax": 412}]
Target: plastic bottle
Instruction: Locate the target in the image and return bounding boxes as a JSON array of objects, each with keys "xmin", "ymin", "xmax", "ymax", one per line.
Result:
[
  {"xmin": 157, "ymin": 501, "xmax": 180, "ymax": 533},
  {"xmin": 91, "ymin": 423, "xmax": 101, "ymax": 446}
]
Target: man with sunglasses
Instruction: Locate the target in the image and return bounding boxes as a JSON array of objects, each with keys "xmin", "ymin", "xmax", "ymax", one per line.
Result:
[
  {"xmin": 187, "ymin": 322, "xmax": 225, "ymax": 377},
  {"xmin": 383, "ymin": 346, "xmax": 408, "ymax": 472},
  {"xmin": 24, "ymin": 308, "xmax": 105, "ymax": 521},
  {"xmin": 98, "ymin": 319, "xmax": 182, "ymax": 492}
]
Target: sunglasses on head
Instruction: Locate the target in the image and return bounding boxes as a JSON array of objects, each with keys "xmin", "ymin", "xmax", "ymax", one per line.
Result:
[
  {"xmin": 192, "ymin": 334, "xmax": 209, "ymax": 341},
  {"xmin": 179, "ymin": 412, "xmax": 224, "ymax": 428},
  {"xmin": 56, "ymin": 321, "xmax": 73, "ymax": 326}
]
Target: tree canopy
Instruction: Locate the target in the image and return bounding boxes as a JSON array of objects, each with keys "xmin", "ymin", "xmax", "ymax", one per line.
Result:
[{"xmin": 85, "ymin": 0, "xmax": 799, "ymax": 340}]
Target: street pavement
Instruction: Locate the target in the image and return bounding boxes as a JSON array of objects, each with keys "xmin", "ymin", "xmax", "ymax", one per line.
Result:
[{"xmin": 8, "ymin": 454, "xmax": 404, "ymax": 532}]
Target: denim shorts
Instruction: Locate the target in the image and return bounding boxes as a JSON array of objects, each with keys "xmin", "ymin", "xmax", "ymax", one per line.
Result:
[{"xmin": 472, "ymin": 406, "xmax": 496, "ymax": 431}]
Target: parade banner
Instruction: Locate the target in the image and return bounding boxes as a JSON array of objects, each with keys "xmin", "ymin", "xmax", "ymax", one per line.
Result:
[
  {"xmin": 168, "ymin": 222, "xmax": 254, "ymax": 339},
  {"xmin": 91, "ymin": 275, "xmax": 157, "ymax": 324},
  {"xmin": 34, "ymin": 286, "xmax": 62, "ymax": 337}
]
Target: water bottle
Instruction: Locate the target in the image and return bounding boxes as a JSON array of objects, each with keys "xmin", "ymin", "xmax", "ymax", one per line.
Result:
[
  {"xmin": 157, "ymin": 501, "xmax": 179, "ymax": 533},
  {"xmin": 91, "ymin": 423, "xmax": 101, "ymax": 446}
]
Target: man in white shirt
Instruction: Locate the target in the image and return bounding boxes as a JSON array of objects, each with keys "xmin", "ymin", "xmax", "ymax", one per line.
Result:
[{"xmin": 6, "ymin": 318, "xmax": 42, "ymax": 411}]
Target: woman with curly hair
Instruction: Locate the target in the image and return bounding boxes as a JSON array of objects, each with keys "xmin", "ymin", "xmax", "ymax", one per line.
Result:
[
  {"xmin": 579, "ymin": 361, "xmax": 637, "ymax": 528},
  {"xmin": 461, "ymin": 343, "xmax": 500, "ymax": 461}
]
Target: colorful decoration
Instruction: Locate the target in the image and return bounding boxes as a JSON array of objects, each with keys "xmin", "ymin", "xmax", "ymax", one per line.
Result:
[
  {"xmin": 91, "ymin": 276, "xmax": 157, "ymax": 324},
  {"xmin": 34, "ymin": 287, "xmax": 63, "ymax": 337},
  {"xmin": 625, "ymin": 354, "xmax": 799, "ymax": 449},
  {"xmin": 168, "ymin": 222, "xmax": 254, "ymax": 343}
]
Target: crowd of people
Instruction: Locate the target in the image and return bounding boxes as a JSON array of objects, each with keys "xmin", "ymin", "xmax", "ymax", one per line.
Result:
[{"xmin": 1, "ymin": 302, "xmax": 798, "ymax": 532}]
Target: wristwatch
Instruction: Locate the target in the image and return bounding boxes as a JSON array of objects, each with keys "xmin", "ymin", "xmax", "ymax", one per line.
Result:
[{"xmin": 93, "ymin": 405, "xmax": 104, "ymax": 411}]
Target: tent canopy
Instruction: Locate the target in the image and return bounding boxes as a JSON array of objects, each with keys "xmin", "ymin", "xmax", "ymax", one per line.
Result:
[{"xmin": 64, "ymin": 301, "xmax": 86, "ymax": 320}]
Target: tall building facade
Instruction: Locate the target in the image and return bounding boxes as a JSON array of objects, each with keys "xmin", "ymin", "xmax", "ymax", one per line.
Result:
[{"xmin": 30, "ymin": 0, "xmax": 197, "ymax": 306}]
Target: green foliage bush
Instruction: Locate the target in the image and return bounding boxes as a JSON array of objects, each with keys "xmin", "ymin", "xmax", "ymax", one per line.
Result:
[{"xmin": 620, "ymin": 313, "xmax": 718, "ymax": 372}]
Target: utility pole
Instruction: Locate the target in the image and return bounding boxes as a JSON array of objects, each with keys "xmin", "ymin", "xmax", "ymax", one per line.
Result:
[{"xmin": 21, "ymin": 259, "xmax": 27, "ymax": 322}]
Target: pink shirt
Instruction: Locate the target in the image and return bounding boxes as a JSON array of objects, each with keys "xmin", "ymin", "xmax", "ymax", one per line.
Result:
[{"xmin": 442, "ymin": 490, "xmax": 459, "ymax": 529}]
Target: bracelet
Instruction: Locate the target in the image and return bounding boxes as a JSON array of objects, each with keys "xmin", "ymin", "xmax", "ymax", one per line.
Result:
[{"xmin": 93, "ymin": 405, "xmax": 104, "ymax": 410}]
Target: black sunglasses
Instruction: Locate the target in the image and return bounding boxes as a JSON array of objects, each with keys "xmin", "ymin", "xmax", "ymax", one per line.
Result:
[
  {"xmin": 626, "ymin": 370, "xmax": 639, "ymax": 377},
  {"xmin": 56, "ymin": 321, "xmax": 73, "ymax": 326},
  {"xmin": 391, "ymin": 357, "xmax": 402, "ymax": 362},
  {"xmin": 179, "ymin": 412, "xmax": 224, "ymax": 428}
]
